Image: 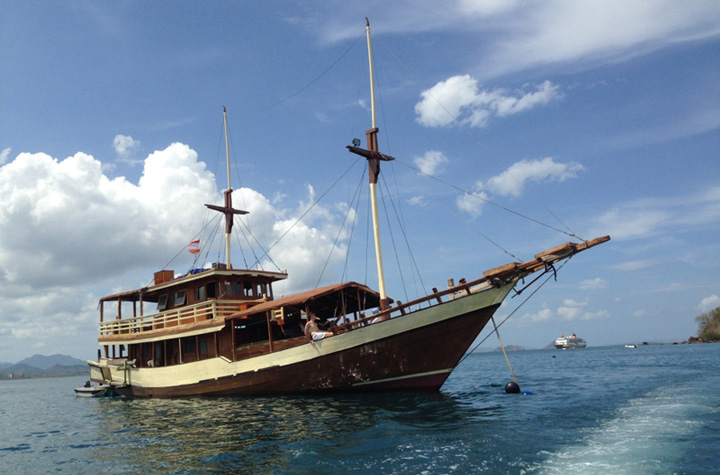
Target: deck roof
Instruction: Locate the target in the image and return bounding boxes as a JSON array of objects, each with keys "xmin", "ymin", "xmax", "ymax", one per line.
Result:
[{"xmin": 227, "ymin": 281, "xmax": 382, "ymax": 320}]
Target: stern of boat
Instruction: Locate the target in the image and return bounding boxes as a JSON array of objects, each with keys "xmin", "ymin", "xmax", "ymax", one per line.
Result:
[{"xmin": 88, "ymin": 358, "xmax": 133, "ymax": 389}]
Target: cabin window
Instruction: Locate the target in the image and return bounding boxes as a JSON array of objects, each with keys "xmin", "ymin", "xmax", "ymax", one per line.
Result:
[
  {"xmin": 198, "ymin": 337, "xmax": 208, "ymax": 356},
  {"xmin": 207, "ymin": 283, "xmax": 216, "ymax": 299},
  {"xmin": 244, "ymin": 281, "xmax": 254, "ymax": 297},
  {"xmin": 223, "ymin": 281, "xmax": 232, "ymax": 297},
  {"xmin": 233, "ymin": 281, "xmax": 244, "ymax": 297},
  {"xmin": 166, "ymin": 291, "xmax": 185, "ymax": 308},
  {"xmin": 157, "ymin": 295, "xmax": 168, "ymax": 311},
  {"xmin": 259, "ymin": 282, "xmax": 267, "ymax": 298},
  {"xmin": 183, "ymin": 337, "xmax": 196, "ymax": 355},
  {"xmin": 154, "ymin": 342, "xmax": 164, "ymax": 367},
  {"xmin": 196, "ymin": 285, "xmax": 206, "ymax": 301}
]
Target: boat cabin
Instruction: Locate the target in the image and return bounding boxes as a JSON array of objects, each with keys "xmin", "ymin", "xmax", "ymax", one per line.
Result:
[
  {"xmin": 98, "ymin": 266, "xmax": 287, "ymax": 367},
  {"xmin": 97, "ymin": 266, "xmax": 383, "ymax": 369}
]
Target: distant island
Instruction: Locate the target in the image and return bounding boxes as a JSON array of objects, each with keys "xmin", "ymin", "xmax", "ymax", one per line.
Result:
[
  {"xmin": 692, "ymin": 306, "xmax": 720, "ymax": 343},
  {"xmin": 0, "ymin": 354, "xmax": 87, "ymax": 380}
]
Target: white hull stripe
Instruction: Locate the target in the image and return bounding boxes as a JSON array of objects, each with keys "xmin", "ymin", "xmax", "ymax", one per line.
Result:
[{"xmin": 351, "ymin": 368, "xmax": 452, "ymax": 387}]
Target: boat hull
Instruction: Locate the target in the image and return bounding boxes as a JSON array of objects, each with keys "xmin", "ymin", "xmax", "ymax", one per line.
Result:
[
  {"xmin": 554, "ymin": 338, "xmax": 587, "ymax": 349},
  {"xmin": 93, "ymin": 283, "xmax": 513, "ymax": 397},
  {"xmin": 74, "ymin": 385, "xmax": 114, "ymax": 398}
]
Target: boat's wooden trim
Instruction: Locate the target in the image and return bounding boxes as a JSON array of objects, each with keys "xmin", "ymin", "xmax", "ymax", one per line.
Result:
[
  {"xmin": 99, "ymin": 298, "xmax": 263, "ymax": 342},
  {"xmin": 98, "ymin": 317, "xmax": 225, "ymax": 344},
  {"xmin": 100, "ymin": 268, "xmax": 288, "ymax": 303}
]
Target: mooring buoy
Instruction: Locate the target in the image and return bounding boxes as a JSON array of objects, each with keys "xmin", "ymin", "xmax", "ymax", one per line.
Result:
[{"xmin": 505, "ymin": 381, "xmax": 521, "ymax": 393}]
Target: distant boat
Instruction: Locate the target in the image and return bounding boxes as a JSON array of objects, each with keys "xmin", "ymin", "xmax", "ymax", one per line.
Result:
[
  {"xmin": 625, "ymin": 344, "xmax": 637, "ymax": 348},
  {"xmin": 84, "ymin": 19, "xmax": 609, "ymax": 397},
  {"xmin": 555, "ymin": 333, "xmax": 587, "ymax": 349}
]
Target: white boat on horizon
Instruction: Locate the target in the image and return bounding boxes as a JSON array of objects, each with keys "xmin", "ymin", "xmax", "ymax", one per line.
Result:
[{"xmin": 555, "ymin": 333, "xmax": 587, "ymax": 349}]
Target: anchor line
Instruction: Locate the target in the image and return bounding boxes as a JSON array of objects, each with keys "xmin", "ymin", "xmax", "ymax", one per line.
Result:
[{"xmin": 457, "ymin": 256, "xmax": 572, "ymax": 366}]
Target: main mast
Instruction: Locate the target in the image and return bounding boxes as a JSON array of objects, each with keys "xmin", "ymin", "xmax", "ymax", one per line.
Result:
[
  {"xmin": 347, "ymin": 19, "xmax": 394, "ymax": 309},
  {"xmin": 205, "ymin": 106, "xmax": 248, "ymax": 269}
]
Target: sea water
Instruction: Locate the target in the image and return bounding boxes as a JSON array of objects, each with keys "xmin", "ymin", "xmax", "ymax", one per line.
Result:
[{"xmin": 1, "ymin": 343, "xmax": 718, "ymax": 474}]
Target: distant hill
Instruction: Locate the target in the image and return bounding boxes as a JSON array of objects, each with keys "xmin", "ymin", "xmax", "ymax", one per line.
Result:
[
  {"xmin": 18, "ymin": 354, "xmax": 86, "ymax": 369},
  {"xmin": 0, "ymin": 354, "xmax": 87, "ymax": 380},
  {"xmin": 495, "ymin": 345, "xmax": 528, "ymax": 352}
]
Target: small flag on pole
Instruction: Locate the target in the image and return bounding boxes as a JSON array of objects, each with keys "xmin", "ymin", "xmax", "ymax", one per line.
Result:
[
  {"xmin": 189, "ymin": 248, "xmax": 201, "ymax": 254},
  {"xmin": 188, "ymin": 239, "xmax": 200, "ymax": 246}
]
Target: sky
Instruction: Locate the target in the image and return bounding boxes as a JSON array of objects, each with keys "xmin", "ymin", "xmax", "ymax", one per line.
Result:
[{"xmin": 1, "ymin": 1, "xmax": 719, "ymax": 362}]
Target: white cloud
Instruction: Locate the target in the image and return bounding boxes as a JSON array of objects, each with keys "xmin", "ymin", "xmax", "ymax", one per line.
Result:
[
  {"xmin": 698, "ymin": 294, "xmax": 720, "ymax": 312},
  {"xmin": 456, "ymin": 0, "xmax": 520, "ymax": 16},
  {"xmin": 579, "ymin": 278, "xmax": 607, "ymax": 290},
  {"xmin": 318, "ymin": 2, "xmax": 720, "ymax": 79},
  {"xmin": 557, "ymin": 299, "xmax": 609, "ymax": 321},
  {"xmin": 557, "ymin": 298, "xmax": 587, "ymax": 321},
  {"xmin": 609, "ymin": 260, "xmax": 656, "ymax": 271},
  {"xmin": 594, "ymin": 208, "xmax": 670, "ymax": 240},
  {"xmin": 0, "ymin": 148, "xmax": 10, "ymax": 165},
  {"xmin": 408, "ymin": 195, "xmax": 424, "ymax": 206},
  {"xmin": 590, "ymin": 187, "xmax": 720, "ymax": 241},
  {"xmin": 456, "ymin": 190, "xmax": 489, "ymax": 217},
  {"xmin": 456, "ymin": 157, "xmax": 582, "ymax": 215},
  {"xmin": 518, "ymin": 307, "xmax": 554, "ymax": 324},
  {"xmin": 415, "ymin": 75, "xmax": 561, "ymax": 128},
  {"xmin": 0, "ymin": 144, "xmax": 348, "ymax": 356},
  {"xmin": 113, "ymin": 134, "xmax": 140, "ymax": 158},
  {"xmin": 481, "ymin": 0, "xmax": 720, "ymax": 76},
  {"xmin": 0, "ymin": 145, "xmax": 213, "ymax": 288},
  {"xmin": 413, "ymin": 150, "xmax": 449, "ymax": 175},
  {"xmin": 482, "ymin": 157, "xmax": 582, "ymax": 198}
]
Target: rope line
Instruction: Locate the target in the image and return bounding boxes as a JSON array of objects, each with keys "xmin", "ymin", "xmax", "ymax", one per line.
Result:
[
  {"xmin": 250, "ymin": 156, "xmax": 362, "ymax": 268},
  {"xmin": 457, "ymin": 256, "xmax": 573, "ymax": 367},
  {"xmin": 253, "ymin": 31, "xmax": 366, "ymax": 113},
  {"xmin": 316, "ymin": 166, "xmax": 366, "ymax": 287},
  {"xmin": 394, "ymin": 158, "xmax": 584, "ymax": 240}
]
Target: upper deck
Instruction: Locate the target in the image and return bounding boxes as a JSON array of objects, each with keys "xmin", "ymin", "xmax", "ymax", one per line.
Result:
[{"xmin": 98, "ymin": 266, "xmax": 288, "ymax": 344}]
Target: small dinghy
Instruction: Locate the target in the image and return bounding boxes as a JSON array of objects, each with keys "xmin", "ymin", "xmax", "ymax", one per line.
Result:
[{"xmin": 74, "ymin": 382, "xmax": 113, "ymax": 397}]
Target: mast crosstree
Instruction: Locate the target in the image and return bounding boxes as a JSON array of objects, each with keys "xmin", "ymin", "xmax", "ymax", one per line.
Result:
[{"xmin": 205, "ymin": 106, "xmax": 248, "ymax": 269}]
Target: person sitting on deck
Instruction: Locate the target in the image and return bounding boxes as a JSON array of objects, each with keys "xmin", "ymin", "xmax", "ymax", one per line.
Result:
[{"xmin": 304, "ymin": 314, "xmax": 334, "ymax": 342}]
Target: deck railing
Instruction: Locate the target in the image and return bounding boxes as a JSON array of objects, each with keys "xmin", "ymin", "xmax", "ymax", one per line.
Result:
[{"xmin": 99, "ymin": 299, "xmax": 255, "ymax": 336}]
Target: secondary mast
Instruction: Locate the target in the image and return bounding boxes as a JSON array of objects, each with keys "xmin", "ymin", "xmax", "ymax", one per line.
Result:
[
  {"xmin": 205, "ymin": 106, "xmax": 248, "ymax": 269},
  {"xmin": 347, "ymin": 19, "xmax": 394, "ymax": 309}
]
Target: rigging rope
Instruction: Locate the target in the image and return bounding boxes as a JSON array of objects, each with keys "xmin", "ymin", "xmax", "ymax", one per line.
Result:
[
  {"xmin": 339, "ymin": 167, "xmax": 368, "ymax": 284},
  {"xmin": 378, "ymin": 179, "xmax": 410, "ymax": 303},
  {"xmin": 394, "ymin": 158, "xmax": 585, "ymax": 241},
  {"xmin": 250, "ymin": 157, "xmax": 363, "ymax": 269},
  {"xmin": 315, "ymin": 166, "xmax": 366, "ymax": 288},
  {"xmin": 253, "ymin": 31, "xmax": 366, "ymax": 113},
  {"xmin": 457, "ymin": 256, "xmax": 574, "ymax": 368},
  {"xmin": 492, "ymin": 316, "xmax": 518, "ymax": 385},
  {"xmin": 144, "ymin": 213, "xmax": 223, "ymax": 288}
]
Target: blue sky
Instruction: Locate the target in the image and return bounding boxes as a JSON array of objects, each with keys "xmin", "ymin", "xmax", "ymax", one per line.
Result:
[{"xmin": 1, "ymin": 1, "xmax": 719, "ymax": 362}]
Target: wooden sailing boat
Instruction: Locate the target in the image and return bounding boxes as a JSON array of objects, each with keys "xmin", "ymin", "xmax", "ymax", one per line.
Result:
[{"xmin": 87, "ymin": 20, "xmax": 609, "ymax": 397}]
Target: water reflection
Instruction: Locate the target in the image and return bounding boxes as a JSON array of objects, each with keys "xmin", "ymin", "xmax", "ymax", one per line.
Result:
[{"xmin": 87, "ymin": 392, "xmax": 484, "ymax": 473}]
